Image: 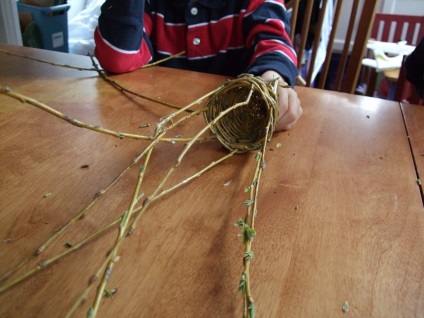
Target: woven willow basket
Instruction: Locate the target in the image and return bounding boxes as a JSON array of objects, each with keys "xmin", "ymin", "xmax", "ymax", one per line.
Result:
[{"xmin": 204, "ymin": 74, "xmax": 279, "ymax": 153}]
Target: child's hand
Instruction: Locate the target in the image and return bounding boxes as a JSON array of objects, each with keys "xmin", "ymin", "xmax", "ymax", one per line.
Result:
[{"xmin": 261, "ymin": 70, "xmax": 302, "ymax": 131}]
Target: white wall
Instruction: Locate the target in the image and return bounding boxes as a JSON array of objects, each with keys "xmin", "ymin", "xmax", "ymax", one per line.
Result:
[
  {"xmin": 0, "ymin": 0, "xmax": 23, "ymax": 45},
  {"xmin": 379, "ymin": 0, "xmax": 424, "ymax": 15}
]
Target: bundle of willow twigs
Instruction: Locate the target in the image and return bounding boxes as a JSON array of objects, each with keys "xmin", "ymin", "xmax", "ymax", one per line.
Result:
[{"xmin": 0, "ymin": 49, "xmax": 282, "ymax": 318}]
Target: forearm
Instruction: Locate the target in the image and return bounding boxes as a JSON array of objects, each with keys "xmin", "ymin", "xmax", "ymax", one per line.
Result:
[
  {"xmin": 243, "ymin": 0, "xmax": 298, "ymax": 86},
  {"xmin": 94, "ymin": 0, "xmax": 152, "ymax": 73}
]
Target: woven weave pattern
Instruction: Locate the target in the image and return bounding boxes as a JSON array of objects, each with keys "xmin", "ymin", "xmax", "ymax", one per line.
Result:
[{"xmin": 204, "ymin": 74, "xmax": 279, "ymax": 153}]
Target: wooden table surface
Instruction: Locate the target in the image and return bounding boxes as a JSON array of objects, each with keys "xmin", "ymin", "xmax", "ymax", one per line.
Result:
[
  {"xmin": 403, "ymin": 104, "xmax": 424, "ymax": 198},
  {"xmin": 1, "ymin": 44, "xmax": 424, "ymax": 318}
]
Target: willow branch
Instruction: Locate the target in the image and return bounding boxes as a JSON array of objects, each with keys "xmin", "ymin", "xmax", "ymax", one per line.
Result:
[
  {"xmin": 0, "ymin": 86, "xmax": 155, "ymax": 140},
  {"xmin": 140, "ymin": 51, "xmax": 186, "ymax": 69},
  {"xmin": 0, "ymin": 48, "xmax": 185, "ymax": 72},
  {"xmin": 88, "ymin": 146, "xmax": 153, "ymax": 317},
  {"xmin": 64, "ymin": 257, "xmax": 110, "ymax": 318},
  {"xmin": 88, "ymin": 54, "xmax": 189, "ymax": 112},
  {"xmin": 0, "ymin": 217, "xmax": 121, "ymax": 294},
  {"xmin": 0, "ymin": 48, "xmax": 99, "ymax": 71}
]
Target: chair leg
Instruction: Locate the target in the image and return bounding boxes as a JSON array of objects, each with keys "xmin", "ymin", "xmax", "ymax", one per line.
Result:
[{"xmin": 366, "ymin": 69, "xmax": 377, "ymax": 96}]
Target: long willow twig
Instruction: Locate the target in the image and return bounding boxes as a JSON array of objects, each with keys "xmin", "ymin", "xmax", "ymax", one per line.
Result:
[
  {"xmin": 139, "ymin": 51, "xmax": 186, "ymax": 69},
  {"xmin": 88, "ymin": 54, "xmax": 189, "ymax": 112},
  {"xmin": 0, "ymin": 85, "xmax": 147, "ymax": 140},
  {"xmin": 0, "ymin": 48, "xmax": 184, "ymax": 73},
  {"xmin": 88, "ymin": 144, "xmax": 153, "ymax": 317},
  {"xmin": 215, "ymin": 76, "xmax": 277, "ymax": 318},
  {"xmin": 0, "ymin": 48, "xmax": 99, "ymax": 71},
  {"xmin": 239, "ymin": 124, "xmax": 273, "ymax": 318},
  {"xmin": 0, "ymin": 85, "xmax": 206, "ymax": 143},
  {"xmin": 0, "ymin": 47, "xmax": 188, "ymax": 112},
  {"xmin": 0, "ymin": 217, "xmax": 121, "ymax": 294}
]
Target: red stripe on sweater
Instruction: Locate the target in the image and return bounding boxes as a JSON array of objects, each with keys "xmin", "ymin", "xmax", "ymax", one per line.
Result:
[
  {"xmin": 251, "ymin": 38, "xmax": 297, "ymax": 65},
  {"xmin": 94, "ymin": 28, "xmax": 152, "ymax": 73},
  {"xmin": 153, "ymin": 14, "xmax": 245, "ymax": 57}
]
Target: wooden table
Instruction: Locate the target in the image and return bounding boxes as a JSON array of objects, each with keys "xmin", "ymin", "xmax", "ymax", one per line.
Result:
[
  {"xmin": 403, "ymin": 104, "xmax": 424, "ymax": 196},
  {"xmin": 1, "ymin": 44, "xmax": 424, "ymax": 317}
]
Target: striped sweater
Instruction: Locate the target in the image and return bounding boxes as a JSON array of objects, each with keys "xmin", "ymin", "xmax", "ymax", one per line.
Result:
[{"xmin": 94, "ymin": 0, "xmax": 298, "ymax": 86}]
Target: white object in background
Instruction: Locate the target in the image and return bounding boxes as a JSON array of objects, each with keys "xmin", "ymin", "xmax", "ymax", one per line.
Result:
[
  {"xmin": 362, "ymin": 40, "xmax": 416, "ymax": 72},
  {"xmin": 68, "ymin": 0, "xmax": 103, "ymax": 55},
  {"xmin": 362, "ymin": 48, "xmax": 404, "ymax": 71},
  {"xmin": 310, "ymin": 0, "xmax": 334, "ymax": 84},
  {"xmin": 366, "ymin": 40, "xmax": 415, "ymax": 56},
  {"xmin": 0, "ymin": 0, "xmax": 23, "ymax": 45},
  {"xmin": 68, "ymin": 0, "xmax": 88, "ymax": 21}
]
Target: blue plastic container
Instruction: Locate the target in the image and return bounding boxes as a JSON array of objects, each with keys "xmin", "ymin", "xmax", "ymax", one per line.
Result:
[{"xmin": 17, "ymin": 3, "xmax": 70, "ymax": 53}]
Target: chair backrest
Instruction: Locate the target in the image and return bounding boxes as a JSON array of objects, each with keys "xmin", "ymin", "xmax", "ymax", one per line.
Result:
[
  {"xmin": 286, "ymin": 0, "xmax": 378, "ymax": 93},
  {"xmin": 370, "ymin": 14, "xmax": 424, "ymax": 105},
  {"xmin": 370, "ymin": 13, "xmax": 424, "ymax": 46}
]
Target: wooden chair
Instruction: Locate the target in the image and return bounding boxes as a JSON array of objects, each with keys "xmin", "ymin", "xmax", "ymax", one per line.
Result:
[
  {"xmin": 363, "ymin": 13, "xmax": 424, "ymax": 97},
  {"xmin": 286, "ymin": 0, "xmax": 378, "ymax": 93},
  {"xmin": 371, "ymin": 13, "xmax": 424, "ymax": 46}
]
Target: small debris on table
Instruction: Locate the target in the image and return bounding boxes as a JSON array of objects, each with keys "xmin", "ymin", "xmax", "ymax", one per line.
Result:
[
  {"xmin": 3, "ymin": 239, "xmax": 12, "ymax": 243},
  {"xmin": 43, "ymin": 192, "xmax": 52, "ymax": 198},
  {"xmin": 80, "ymin": 164, "xmax": 90, "ymax": 169},
  {"xmin": 224, "ymin": 180, "xmax": 232, "ymax": 187},
  {"xmin": 104, "ymin": 287, "xmax": 118, "ymax": 298},
  {"xmin": 342, "ymin": 300, "xmax": 349, "ymax": 313}
]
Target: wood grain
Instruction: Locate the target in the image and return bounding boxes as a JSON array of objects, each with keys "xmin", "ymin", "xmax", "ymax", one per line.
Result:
[{"xmin": 1, "ymin": 45, "xmax": 424, "ymax": 317}]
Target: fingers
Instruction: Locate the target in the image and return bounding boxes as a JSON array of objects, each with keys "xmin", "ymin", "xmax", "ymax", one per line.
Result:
[
  {"xmin": 275, "ymin": 87, "xmax": 302, "ymax": 131},
  {"xmin": 260, "ymin": 70, "xmax": 302, "ymax": 131}
]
